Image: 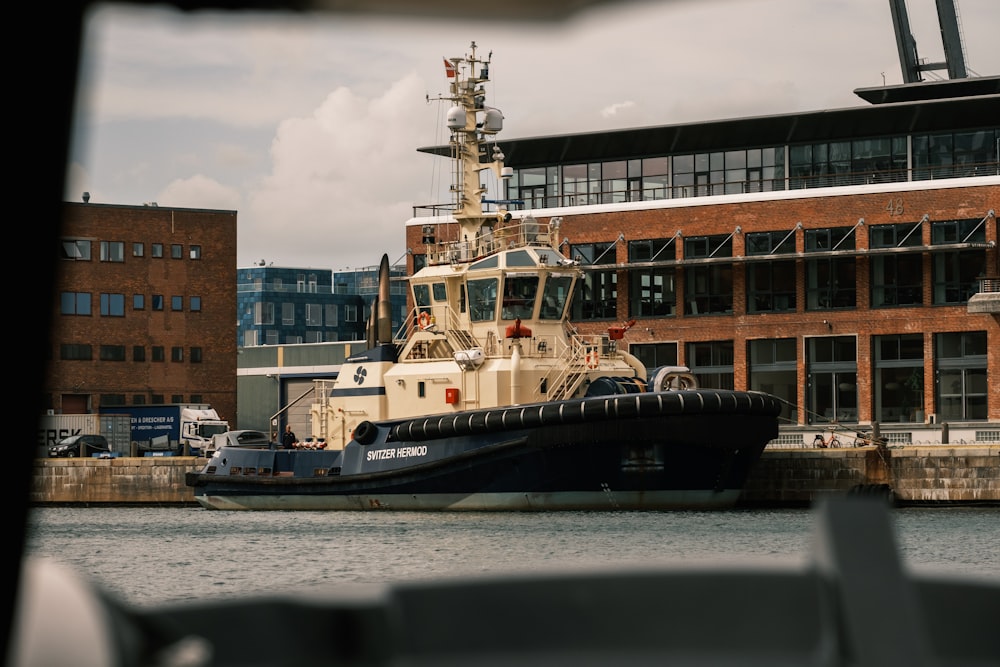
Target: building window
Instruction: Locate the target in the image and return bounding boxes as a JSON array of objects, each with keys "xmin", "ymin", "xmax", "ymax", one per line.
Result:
[
  {"xmin": 171, "ymin": 347, "xmax": 184, "ymax": 362},
  {"xmin": 745, "ymin": 230, "xmax": 796, "ymax": 255},
  {"xmin": 190, "ymin": 394, "xmax": 202, "ymax": 403},
  {"xmin": 61, "ymin": 239, "xmax": 91, "ymax": 260},
  {"xmin": 807, "ymin": 336, "xmax": 858, "ymax": 424},
  {"xmin": 189, "ymin": 245, "xmax": 201, "ymax": 259},
  {"xmin": 133, "ymin": 294, "xmax": 145, "ymax": 310},
  {"xmin": 630, "ymin": 269, "xmax": 675, "ymax": 317},
  {"xmin": 931, "ymin": 218, "xmax": 987, "ymax": 305},
  {"xmin": 629, "ymin": 342, "xmax": 678, "ymax": 372},
  {"xmin": 282, "ymin": 302, "xmax": 295, "ymax": 325},
  {"xmin": 746, "ymin": 261, "xmax": 796, "ymax": 313},
  {"xmin": 805, "ymin": 258, "xmax": 856, "ymax": 310},
  {"xmin": 171, "ymin": 296, "xmax": 183, "ymax": 311},
  {"xmin": 871, "ymin": 255, "xmax": 922, "ymax": 307},
  {"xmin": 255, "ymin": 302, "xmax": 275, "ymax": 325},
  {"xmin": 306, "ymin": 304, "xmax": 322, "ymax": 326},
  {"xmin": 100, "ymin": 241, "xmax": 125, "ymax": 262},
  {"xmin": 805, "ymin": 227, "xmax": 857, "ymax": 310},
  {"xmin": 936, "ymin": 331, "xmax": 988, "ymax": 421},
  {"xmin": 151, "ymin": 394, "xmax": 164, "ymax": 404},
  {"xmin": 286, "ymin": 335, "xmax": 303, "ymax": 344},
  {"xmin": 325, "ymin": 304, "xmax": 338, "ymax": 326},
  {"xmin": 244, "ymin": 330, "xmax": 259, "ymax": 346},
  {"xmin": 132, "ymin": 395, "xmax": 146, "ymax": 405},
  {"xmin": 913, "ymin": 129, "xmax": 998, "ymax": 180},
  {"xmin": 874, "ymin": 334, "xmax": 923, "ymax": 423},
  {"xmin": 152, "ymin": 295, "xmax": 164, "ymax": 311},
  {"xmin": 683, "ymin": 235, "xmax": 733, "ymax": 315},
  {"xmin": 749, "ymin": 338, "xmax": 797, "ymax": 424},
  {"xmin": 99, "ymin": 345, "xmax": 126, "ymax": 361},
  {"xmin": 265, "ymin": 330, "xmax": 279, "ymax": 345},
  {"xmin": 190, "ymin": 296, "xmax": 201, "ymax": 312},
  {"xmin": 171, "ymin": 244, "xmax": 183, "ymax": 259},
  {"xmin": 305, "ymin": 331, "xmax": 323, "ymax": 343},
  {"xmin": 151, "ymin": 243, "xmax": 163, "ymax": 258},
  {"xmin": 628, "ymin": 238, "xmax": 677, "ymax": 317},
  {"xmin": 345, "ymin": 304, "xmax": 358, "ymax": 322},
  {"xmin": 101, "ymin": 394, "xmax": 126, "ymax": 407},
  {"xmin": 570, "ymin": 241, "xmax": 617, "ymax": 320},
  {"xmin": 60, "ymin": 344, "xmax": 92, "ymax": 360},
  {"xmin": 190, "ymin": 347, "xmax": 202, "ymax": 363},
  {"xmin": 686, "ymin": 341, "xmax": 734, "ymax": 390},
  {"xmin": 684, "ymin": 265, "xmax": 732, "ymax": 315},
  {"xmin": 132, "ymin": 242, "xmax": 144, "ymax": 257},
  {"xmin": 133, "ymin": 346, "xmax": 145, "ymax": 361},
  {"xmin": 61, "ymin": 292, "xmax": 91, "ymax": 315},
  {"xmin": 100, "ymin": 293, "xmax": 125, "ymax": 317},
  {"xmin": 152, "ymin": 346, "xmax": 164, "ymax": 362}
]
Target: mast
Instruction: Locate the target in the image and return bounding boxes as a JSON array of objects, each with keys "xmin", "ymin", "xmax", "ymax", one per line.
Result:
[{"xmin": 442, "ymin": 42, "xmax": 511, "ymax": 245}]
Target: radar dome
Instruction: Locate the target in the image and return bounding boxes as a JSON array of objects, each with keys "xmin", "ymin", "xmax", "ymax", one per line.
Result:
[{"xmin": 446, "ymin": 106, "xmax": 466, "ymax": 130}]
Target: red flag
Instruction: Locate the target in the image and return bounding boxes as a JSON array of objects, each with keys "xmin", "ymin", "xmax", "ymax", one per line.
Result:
[{"xmin": 444, "ymin": 58, "xmax": 456, "ymax": 78}]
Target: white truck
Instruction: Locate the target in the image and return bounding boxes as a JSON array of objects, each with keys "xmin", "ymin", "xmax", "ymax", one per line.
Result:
[{"xmin": 100, "ymin": 404, "xmax": 230, "ymax": 456}]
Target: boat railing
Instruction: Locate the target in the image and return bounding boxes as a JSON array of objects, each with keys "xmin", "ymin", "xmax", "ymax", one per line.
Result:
[
  {"xmin": 539, "ymin": 332, "xmax": 620, "ymax": 402},
  {"xmin": 396, "ymin": 305, "xmax": 483, "ymax": 358},
  {"xmin": 425, "ymin": 218, "xmax": 555, "ymax": 266}
]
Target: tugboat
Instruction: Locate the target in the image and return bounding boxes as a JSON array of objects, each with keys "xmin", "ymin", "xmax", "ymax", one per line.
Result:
[{"xmin": 186, "ymin": 43, "xmax": 782, "ymax": 511}]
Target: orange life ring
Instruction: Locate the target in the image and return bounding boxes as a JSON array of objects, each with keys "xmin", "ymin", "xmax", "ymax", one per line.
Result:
[
  {"xmin": 418, "ymin": 311, "xmax": 431, "ymax": 329},
  {"xmin": 586, "ymin": 349, "xmax": 599, "ymax": 369}
]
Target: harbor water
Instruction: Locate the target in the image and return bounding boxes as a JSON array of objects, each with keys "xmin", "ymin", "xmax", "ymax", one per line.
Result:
[{"xmin": 24, "ymin": 506, "xmax": 1000, "ymax": 608}]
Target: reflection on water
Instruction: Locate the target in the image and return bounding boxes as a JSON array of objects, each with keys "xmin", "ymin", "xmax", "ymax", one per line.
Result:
[{"xmin": 25, "ymin": 506, "xmax": 999, "ymax": 607}]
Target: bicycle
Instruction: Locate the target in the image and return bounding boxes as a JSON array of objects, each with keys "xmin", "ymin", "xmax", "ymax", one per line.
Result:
[{"xmin": 813, "ymin": 431, "xmax": 841, "ymax": 449}]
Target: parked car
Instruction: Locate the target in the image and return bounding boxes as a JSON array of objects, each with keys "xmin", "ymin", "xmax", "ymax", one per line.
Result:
[{"xmin": 48, "ymin": 434, "xmax": 111, "ymax": 458}]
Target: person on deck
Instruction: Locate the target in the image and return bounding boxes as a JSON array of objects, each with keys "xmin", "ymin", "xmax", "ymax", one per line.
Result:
[{"xmin": 282, "ymin": 425, "xmax": 296, "ymax": 449}]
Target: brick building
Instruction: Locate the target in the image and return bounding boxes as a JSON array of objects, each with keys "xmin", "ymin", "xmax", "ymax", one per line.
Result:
[
  {"xmin": 406, "ymin": 77, "xmax": 1000, "ymax": 437},
  {"xmin": 47, "ymin": 201, "xmax": 237, "ymax": 425}
]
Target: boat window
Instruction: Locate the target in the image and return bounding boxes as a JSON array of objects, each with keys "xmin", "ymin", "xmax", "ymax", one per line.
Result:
[
  {"xmin": 468, "ymin": 278, "xmax": 498, "ymax": 322},
  {"xmin": 505, "ymin": 250, "xmax": 534, "ymax": 267},
  {"xmin": 501, "ymin": 274, "xmax": 538, "ymax": 320},
  {"xmin": 471, "ymin": 256, "xmax": 499, "ymax": 270},
  {"xmin": 432, "ymin": 283, "xmax": 447, "ymax": 301},
  {"xmin": 412, "ymin": 284, "xmax": 431, "ymax": 308},
  {"xmin": 540, "ymin": 274, "xmax": 573, "ymax": 319}
]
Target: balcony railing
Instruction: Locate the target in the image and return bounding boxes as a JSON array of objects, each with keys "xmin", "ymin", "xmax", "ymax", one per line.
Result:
[{"xmin": 412, "ymin": 160, "xmax": 999, "ymax": 217}]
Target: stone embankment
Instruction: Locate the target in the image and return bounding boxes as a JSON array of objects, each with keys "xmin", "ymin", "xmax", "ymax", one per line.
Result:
[
  {"xmin": 29, "ymin": 445, "xmax": 999, "ymax": 506},
  {"xmin": 738, "ymin": 444, "xmax": 999, "ymax": 506}
]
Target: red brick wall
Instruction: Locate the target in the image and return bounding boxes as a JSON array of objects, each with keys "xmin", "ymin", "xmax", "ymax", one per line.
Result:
[
  {"xmin": 406, "ymin": 183, "xmax": 999, "ymax": 423},
  {"xmin": 46, "ymin": 203, "xmax": 238, "ymax": 424}
]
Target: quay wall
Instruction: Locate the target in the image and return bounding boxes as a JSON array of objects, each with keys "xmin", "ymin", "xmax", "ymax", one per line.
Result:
[
  {"xmin": 738, "ymin": 445, "xmax": 999, "ymax": 506},
  {"xmin": 28, "ymin": 445, "xmax": 1000, "ymax": 506}
]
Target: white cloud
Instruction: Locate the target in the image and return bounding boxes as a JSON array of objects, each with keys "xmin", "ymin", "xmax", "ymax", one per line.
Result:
[
  {"xmin": 68, "ymin": 0, "xmax": 1000, "ymax": 270},
  {"xmin": 157, "ymin": 175, "xmax": 242, "ymax": 211},
  {"xmin": 242, "ymin": 72, "xmax": 435, "ymax": 268},
  {"xmin": 600, "ymin": 101, "xmax": 636, "ymax": 119}
]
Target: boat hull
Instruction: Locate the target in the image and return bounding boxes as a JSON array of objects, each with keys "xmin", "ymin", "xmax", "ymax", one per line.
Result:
[{"xmin": 187, "ymin": 390, "xmax": 782, "ymax": 511}]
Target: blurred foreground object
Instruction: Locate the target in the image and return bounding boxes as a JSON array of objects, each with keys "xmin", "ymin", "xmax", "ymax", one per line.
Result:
[{"xmin": 11, "ymin": 496, "xmax": 999, "ymax": 666}]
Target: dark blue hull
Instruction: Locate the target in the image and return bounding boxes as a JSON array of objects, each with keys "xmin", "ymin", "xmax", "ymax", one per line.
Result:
[{"xmin": 186, "ymin": 390, "xmax": 782, "ymax": 510}]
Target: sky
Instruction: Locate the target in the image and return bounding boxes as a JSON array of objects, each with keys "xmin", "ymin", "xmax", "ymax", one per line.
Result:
[{"xmin": 66, "ymin": 0, "xmax": 1000, "ymax": 272}]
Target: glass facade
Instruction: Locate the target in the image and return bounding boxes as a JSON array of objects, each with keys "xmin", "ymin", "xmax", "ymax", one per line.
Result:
[{"xmin": 504, "ymin": 129, "xmax": 996, "ymax": 205}]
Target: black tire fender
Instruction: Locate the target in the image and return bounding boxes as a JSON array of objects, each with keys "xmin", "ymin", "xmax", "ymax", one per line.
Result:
[{"xmin": 352, "ymin": 420, "xmax": 377, "ymax": 445}]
